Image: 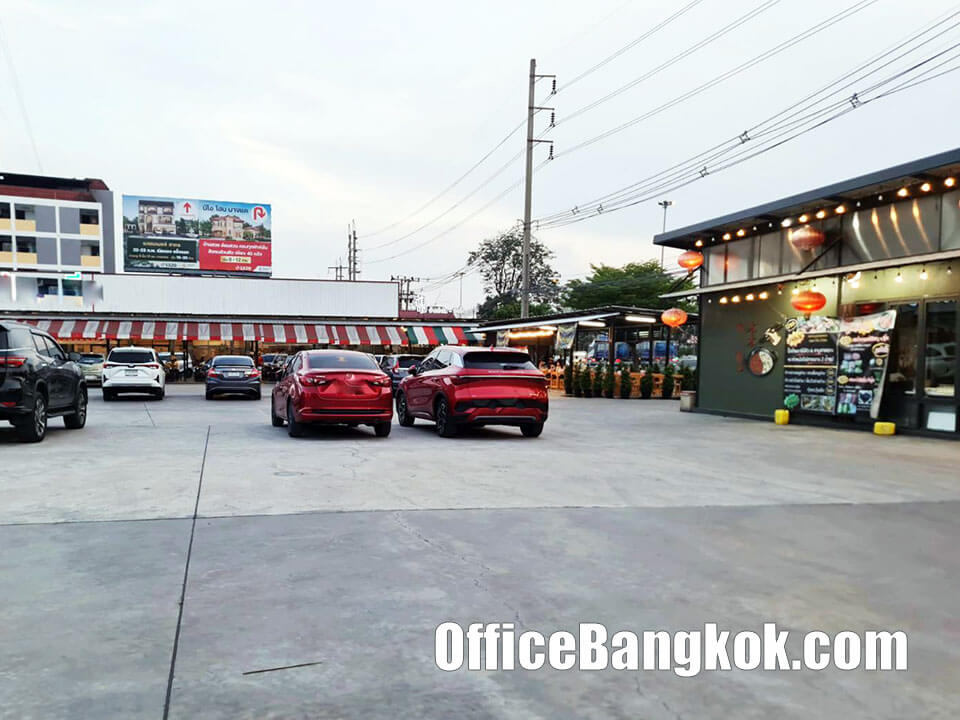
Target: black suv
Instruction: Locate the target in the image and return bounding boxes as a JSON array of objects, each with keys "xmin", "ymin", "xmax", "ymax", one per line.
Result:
[{"xmin": 0, "ymin": 321, "xmax": 88, "ymax": 442}]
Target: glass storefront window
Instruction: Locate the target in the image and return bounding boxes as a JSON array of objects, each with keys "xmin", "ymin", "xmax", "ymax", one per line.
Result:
[
  {"xmin": 889, "ymin": 302, "xmax": 919, "ymax": 395},
  {"xmin": 925, "ymin": 299, "xmax": 956, "ymax": 398},
  {"xmin": 725, "ymin": 238, "xmax": 754, "ymax": 283},
  {"xmin": 704, "ymin": 245, "xmax": 725, "ymax": 285},
  {"xmin": 843, "ymin": 196, "xmax": 941, "ymax": 263},
  {"xmin": 755, "ymin": 231, "xmax": 781, "ymax": 277},
  {"xmin": 941, "ymin": 190, "xmax": 960, "ymax": 251}
]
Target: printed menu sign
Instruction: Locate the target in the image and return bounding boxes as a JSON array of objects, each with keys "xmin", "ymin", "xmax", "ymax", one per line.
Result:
[
  {"xmin": 835, "ymin": 310, "xmax": 896, "ymax": 419},
  {"xmin": 782, "ymin": 316, "xmax": 840, "ymax": 414}
]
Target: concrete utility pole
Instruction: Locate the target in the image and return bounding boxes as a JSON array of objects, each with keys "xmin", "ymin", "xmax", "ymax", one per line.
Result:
[
  {"xmin": 328, "ymin": 257, "xmax": 346, "ymax": 280},
  {"xmin": 391, "ymin": 275, "xmax": 421, "ymax": 311},
  {"xmin": 520, "ymin": 59, "xmax": 555, "ymax": 318},
  {"xmin": 347, "ymin": 221, "xmax": 360, "ymax": 281},
  {"xmin": 658, "ymin": 200, "xmax": 673, "ymax": 269}
]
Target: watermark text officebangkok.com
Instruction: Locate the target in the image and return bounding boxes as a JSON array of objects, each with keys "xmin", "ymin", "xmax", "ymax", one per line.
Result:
[{"xmin": 435, "ymin": 622, "xmax": 907, "ymax": 675}]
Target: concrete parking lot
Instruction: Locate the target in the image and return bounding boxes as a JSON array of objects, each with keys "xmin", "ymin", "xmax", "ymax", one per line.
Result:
[{"xmin": 2, "ymin": 384, "xmax": 959, "ymax": 719}]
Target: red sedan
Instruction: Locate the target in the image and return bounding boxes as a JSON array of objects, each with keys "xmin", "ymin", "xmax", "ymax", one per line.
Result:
[
  {"xmin": 396, "ymin": 346, "xmax": 548, "ymax": 437},
  {"xmin": 271, "ymin": 350, "xmax": 393, "ymax": 437}
]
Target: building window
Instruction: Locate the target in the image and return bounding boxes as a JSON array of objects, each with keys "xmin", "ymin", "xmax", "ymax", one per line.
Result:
[
  {"xmin": 925, "ymin": 299, "xmax": 956, "ymax": 399},
  {"xmin": 14, "ymin": 204, "xmax": 35, "ymax": 221},
  {"xmin": 0, "ymin": 236, "xmax": 12, "ymax": 252},
  {"xmin": 843, "ymin": 196, "xmax": 941, "ymax": 263},
  {"xmin": 755, "ymin": 230, "xmax": 781, "ymax": 277},
  {"xmin": 941, "ymin": 189, "xmax": 960, "ymax": 251},
  {"xmin": 704, "ymin": 245, "xmax": 726, "ymax": 285},
  {"xmin": 36, "ymin": 278, "xmax": 59, "ymax": 297},
  {"xmin": 889, "ymin": 302, "xmax": 920, "ymax": 396},
  {"xmin": 16, "ymin": 237, "xmax": 37, "ymax": 253},
  {"xmin": 79, "ymin": 209, "xmax": 99, "ymax": 225},
  {"xmin": 62, "ymin": 279, "xmax": 82, "ymax": 297},
  {"xmin": 0, "ymin": 203, "xmax": 10, "ymax": 219},
  {"xmin": 725, "ymin": 238, "xmax": 754, "ymax": 283}
]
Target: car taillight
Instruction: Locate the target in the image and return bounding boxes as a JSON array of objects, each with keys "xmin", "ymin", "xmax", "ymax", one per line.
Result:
[
  {"xmin": 367, "ymin": 376, "xmax": 391, "ymax": 387},
  {"xmin": 300, "ymin": 373, "xmax": 329, "ymax": 386},
  {"xmin": 246, "ymin": 369, "xmax": 261, "ymax": 378},
  {"xmin": 0, "ymin": 356, "xmax": 27, "ymax": 367},
  {"xmin": 145, "ymin": 363, "xmax": 160, "ymax": 369},
  {"xmin": 207, "ymin": 369, "xmax": 219, "ymax": 378},
  {"xmin": 103, "ymin": 361, "xmax": 119, "ymax": 368}
]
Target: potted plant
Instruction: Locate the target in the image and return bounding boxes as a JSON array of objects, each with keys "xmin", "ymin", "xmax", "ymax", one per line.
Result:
[
  {"xmin": 564, "ymin": 362, "xmax": 574, "ymax": 395},
  {"xmin": 639, "ymin": 370, "xmax": 654, "ymax": 399},
  {"xmin": 661, "ymin": 363, "xmax": 675, "ymax": 400},
  {"xmin": 680, "ymin": 365, "xmax": 697, "ymax": 411},
  {"xmin": 580, "ymin": 365, "xmax": 593, "ymax": 398},
  {"xmin": 604, "ymin": 364, "xmax": 616, "ymax": 398},
  {"xmin": 619, "ymin": 366, "xmax": 632, "ymax": 398},
  {"xmin": 592, "ymin": 364, "xmax": 604, "ymax": 398}
]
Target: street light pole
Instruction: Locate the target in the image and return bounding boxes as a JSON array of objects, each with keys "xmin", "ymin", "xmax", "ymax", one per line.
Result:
[{"xmin": 657, "ymin": 200, "xmax": 673, "ymax": 269}]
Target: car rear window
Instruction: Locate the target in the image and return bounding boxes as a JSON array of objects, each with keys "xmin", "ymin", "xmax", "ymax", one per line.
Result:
[
  {"xmin": 79, "ymin": 354, "xmax": 104, "ymax": 364},
  {"xmin": 212, "ymin": 355, "xmax": 254, "ymax": 367},
  {"xmin": 463, "ymin": 352, "xmax": 536, "ymax": 370},
  {"xmin": 0, "ymin": 326, "xmax": 33, "ymax": 351},
  {"xmin": 108, "ymin": 349, "xmax": 154, "ymax": 364},
  {"xmin": 305, "ymin": 352, "xmax": 379, "ymax": 370},
  {"xmin": 261, "ymin": 354, "xmax": 276, "ymax": 362},
  {"xmin": 393, "ymin": 355, "xmax": 421, "ymax": 368}
]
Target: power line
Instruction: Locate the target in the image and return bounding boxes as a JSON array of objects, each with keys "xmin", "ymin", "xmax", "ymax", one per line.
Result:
[{"xmin": 534, "ymin": 6, "xmax": 960, "ymax": 227}]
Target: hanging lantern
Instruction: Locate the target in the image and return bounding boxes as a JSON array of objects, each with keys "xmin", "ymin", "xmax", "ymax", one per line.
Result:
[
  {"xmin": 791, "ymin": 290, "xmax": 827, "ymax": 316},
  {"xmin": 789, "ymin": 225, "xmax": 826, "ymax": 252},
  {"xmin": 677, "ymin": 250, "xmax": 704, "ymax": 271},
  {"xmin": 661, "ymin": 308, "xmax": 688, "ymax": 328}
]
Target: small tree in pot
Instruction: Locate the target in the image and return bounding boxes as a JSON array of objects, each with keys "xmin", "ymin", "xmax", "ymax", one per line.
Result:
[
  {"xmin": 604, "ymin": 364, "xmax": 616, "ymax": 398},
  {"xmin": 619, "ymin": 366, "xmax": 632, "ymax": 398},
  {"xmin": 592, "ymin": 364, "xmax": 604, "ymax": 398},
  {"xmin": 563, "ymin": 362, "xmax": 574, "ymax": 395},
  {"xmin": 661, "ymin": 363, "xmax": 675, "ymax": 399},
  {"xmin": 640, "ymin": 369, "xmax": 654, "ymax": 399},
  {"xmin": 580, "ymin": 365, "xmax": 593, "ymax": 397}
]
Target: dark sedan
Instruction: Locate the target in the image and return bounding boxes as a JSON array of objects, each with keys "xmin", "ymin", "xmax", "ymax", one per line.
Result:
[{"xmin": 205, "ymin": 355, "xmax": 261, "ymax": 400}]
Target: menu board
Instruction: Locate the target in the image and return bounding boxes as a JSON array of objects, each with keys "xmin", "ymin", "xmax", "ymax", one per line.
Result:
[
  {"xmin": 782, "ymin": 316, "xmax": 840, "ymax": 414},
  {"xmin": 835, "ymin": 310, "xmax": 896, "ymax": 418}
]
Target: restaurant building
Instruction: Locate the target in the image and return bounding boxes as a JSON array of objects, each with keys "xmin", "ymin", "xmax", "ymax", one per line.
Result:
[{"xmin": 654, "ymin": 148, "xmax": 960, "ymax": 438}]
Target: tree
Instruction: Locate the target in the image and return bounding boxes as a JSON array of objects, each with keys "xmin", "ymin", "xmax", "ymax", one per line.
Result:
[
  {"xmin": 563, "ymin": 260, "xmax": 695, "ymax": 310},
  {"xmin": 469, "ymin": 229, "xmax": 560, "ymax": 319}
]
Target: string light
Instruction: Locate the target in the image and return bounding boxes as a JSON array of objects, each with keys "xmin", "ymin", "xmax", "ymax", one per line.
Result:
[
  {"xmin": 745, "ymin": 293, "xmax": 755, "ymax": 301},
  {"xmin": 897, "ymin": 187, "xmax": 909, "ymax": 198},
  {"xmin": 798, "ymin": 214, "xmax": 809, "ymax": 223},
  {"xmin": 731, "ymin": 295, "xmax": 741, "ymax": 303},
  {"xmin": 920, "ymin": 182, "xmax": 932, "ymax": 192},
  {"xmin": 919, "ymin": 266, "xmax": 928, "ymax": 280},
  {"xmin": 758, "ymin": 291, "xmax": 769, "ymax": 300},
  {"xmin": 815, "ymin": 210, "xmax": 826, "ymax": 219},
  {"xmin": 835, "ymin": 205, "xmax": 846, "ymax": 214},
  {"xmin": 791, "ymin": 287, "xmax": 800, "ymax": 296},
  {"xmin": 895, "ymin": 269, "xmax": 903, "ymax": 283},
  {"xmin": 719, "ymin": 296, "xmax": 729, "ymax": 304},
  {"xmin": 781, "ymin": 218, "xmax": 792, "ymax": 228},
  {"xmin": 946, "ymin": 177, "xmax": 956, "ymax": 188},
  {"xmin": 736, "ymin": 228, "xmax": 745, "ymax": 237},
  {"xmin": 722, "ymin": 232, "xmax": 731, "ymax": 241}
]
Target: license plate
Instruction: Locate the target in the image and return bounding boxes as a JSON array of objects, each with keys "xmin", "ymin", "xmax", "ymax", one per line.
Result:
[
  {"xmin": 125, "ymin": 369, "xmax": 138, "ymax": 376},
  {"xmin": 227, "ymin": 372, "xmax": 242, "ymax": 378}
]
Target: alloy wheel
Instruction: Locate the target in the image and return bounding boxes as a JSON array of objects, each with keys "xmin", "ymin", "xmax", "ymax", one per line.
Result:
[{"xmin": 35, "ymin": 396, "xmax": 47, "ymax": 438}]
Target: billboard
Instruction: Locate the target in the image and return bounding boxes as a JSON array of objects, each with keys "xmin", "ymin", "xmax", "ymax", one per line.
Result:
[{"xmin": 122, "ymin": 195, "xmax": 272, "ymax": 276}]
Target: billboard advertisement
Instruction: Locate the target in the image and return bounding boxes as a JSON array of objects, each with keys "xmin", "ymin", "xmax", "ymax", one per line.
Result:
[{"xmin": 122, "ymin": 195, "xmax": 272, "ymax": 276}]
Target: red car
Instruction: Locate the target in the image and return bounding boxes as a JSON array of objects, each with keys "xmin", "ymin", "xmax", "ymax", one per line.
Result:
[
  {"xmin": 395, "ymin": 346, "xmax": 548, "ymax": 437},
  {"xmin": 271, "ymin": 350, "xmax": 393, "ymax": 437}
]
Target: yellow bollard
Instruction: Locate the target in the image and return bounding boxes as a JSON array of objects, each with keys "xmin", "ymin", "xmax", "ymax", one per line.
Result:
[
  {"xmin": 774, "ymin": 409, "xmax": 790, "ymax": 425},
  {"xmin": 873, "ymin": 421, "xmax": 896, "ymax": 436}
]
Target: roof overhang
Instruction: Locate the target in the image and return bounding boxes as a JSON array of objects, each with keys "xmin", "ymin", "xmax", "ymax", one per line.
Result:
[
  {"xmin": 654, "ymin": 147, "xmax": 960, "ymax": 250},
  {"xmin": 474, "ymin": 312, "xmax": 622, "ymax": 332}
]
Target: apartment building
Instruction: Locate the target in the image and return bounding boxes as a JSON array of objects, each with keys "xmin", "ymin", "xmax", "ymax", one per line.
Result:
[{"xmin": 0, "ymin": 172, "xmax": 115, "ymax": 308}]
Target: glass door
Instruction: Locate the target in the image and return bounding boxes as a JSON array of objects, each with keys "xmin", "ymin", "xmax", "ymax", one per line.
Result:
[{"xmin": 922, "ymin": 298, "xmax": 958, "ymax": 432}]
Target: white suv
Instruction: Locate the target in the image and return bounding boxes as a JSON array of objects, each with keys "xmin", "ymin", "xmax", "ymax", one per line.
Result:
[{"xmin": 102, "ymin": 347, "xmax": 165, "ymax": 400}]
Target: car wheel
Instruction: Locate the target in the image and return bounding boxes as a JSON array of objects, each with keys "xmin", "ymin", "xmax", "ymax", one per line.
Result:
[
  {"xmin": 103, "ymin": 389, "xmax": 113, "ymax": 401},
  {"xmin": 374, "ymin": 421, "xmax": 392, "ymax": 437},
  {"xmin": 254, "ymin": 390, "xmax": 262, "ymax": 400},
  {"xmin": 287, "ymin": 400, "xmax": 305, "ymax": 437},
  {"xmin": 205, "ymin": 391, "xmax": 214, "ymax": 400},
  {"xmin": 64, "ymin": 387, "xmax": 88, "ymax": 429},
  {"xmin": 435, "ymin": 396, "xmax": 457, "ymax": 438},
  {"xmin": 521, "ymin": 422, "xmax": 544, "ymax": 438},
  {"xmin": 396, "ymin": 391, "xmax": 414, "ymax": 426},
  {"xmin": 16, "ymin": 393, "xmax": 48, "ymax": 443},
  {"xmin": 270, "ymin": 399, "xmax": 284, "ymax": 427}
]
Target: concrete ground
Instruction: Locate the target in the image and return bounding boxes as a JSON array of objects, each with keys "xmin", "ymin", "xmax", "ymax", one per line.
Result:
[{"xmin": 1, "ymin": 383, "xmax": 958, "ymax": 719}]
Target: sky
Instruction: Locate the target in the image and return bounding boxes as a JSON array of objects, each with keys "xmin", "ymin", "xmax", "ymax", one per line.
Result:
[{"xmin": 2, "ymin": 0, "xmax": 959, "ymax": 314}]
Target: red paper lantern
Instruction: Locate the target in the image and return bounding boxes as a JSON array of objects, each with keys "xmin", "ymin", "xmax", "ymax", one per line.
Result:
[
  {"xmin": 791, "ymin": 290, "xmax": 827, "ymax": 315},
  {"xmin": 677, "ymin": 250, "xmax": 704, "ymax": 271},
  {"xmin": 789, "ymin": 226, "xmax": 826, "ymax": 252},
  {"xmin": 661, "ymin": 308, "xmax": 688, "ymax": 328}
]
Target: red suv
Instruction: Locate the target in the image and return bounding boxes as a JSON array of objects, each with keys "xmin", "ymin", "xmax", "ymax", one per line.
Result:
[
  {"xmin": 396, "ymin": 346, "xmax": 548, "ymax": 437},
  {"xmin": 271, "ymin": 350, "xmax": 393, "ymax": 437}
]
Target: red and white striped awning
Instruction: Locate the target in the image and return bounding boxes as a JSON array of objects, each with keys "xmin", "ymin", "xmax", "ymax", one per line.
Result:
[{"xmin": 11, "ymin": 318, "xmax": 480, "ymax": 346}]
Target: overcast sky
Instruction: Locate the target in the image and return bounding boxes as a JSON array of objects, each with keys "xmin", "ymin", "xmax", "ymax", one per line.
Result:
[{"xmin": 2, "ymin": 0, "xmax": 959, "ymax": 312}]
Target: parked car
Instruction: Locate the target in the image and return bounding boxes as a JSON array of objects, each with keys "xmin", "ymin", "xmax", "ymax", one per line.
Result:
[
  {"xmin": 102, "ymin": 347, "xmax": 165, "ymax": 400},
  {"xmin": 396, "ymin": 346, "xmax": 548, "ymax": 438},
  {"xmin": 77, "ymin": 353, "xmax": 105, "ymax": 386},
  {"xmin": 260, "ymin": 353, "xmax": 288, "ymax": 381},
  {"xmin": 158, "ymin": 351, "xmax": 191, "ymax": 382},
  {"xmin": 271, "ymin": 350, "xmax": 392, "ymax": 437},
  {"xmin": 205, "ymin": 355, "xmax": 261, "ymax": 399},
  {"xmin": 0, "ymin": 320, "xmax": 88, "ymax": 442},
  {"xmin": 379, "ymin": 353, "xmax": 424, "ymax": 391}
]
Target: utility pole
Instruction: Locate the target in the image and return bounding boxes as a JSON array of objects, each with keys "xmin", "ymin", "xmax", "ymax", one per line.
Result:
[
  {"xmin": 521, "ymin": 59, "xmax": 555, "ymax": 318},
  {"xmin": 328, "ymin": 257, "xmax": 346, "ymax": 280},
  {"xmin": 391, "ymin": 275, "xmax": 421, "ymax": 312},
  {"xmin": 347, "ymin": 220, "xmax": 360, "ymax": 281},
  {"xmin": 658, "ymin": 200, "xmax": 673, "ymax": 268}
]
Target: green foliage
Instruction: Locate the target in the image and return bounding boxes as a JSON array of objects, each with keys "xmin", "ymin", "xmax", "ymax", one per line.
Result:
[
  {"xmin": 639, "ymin": 372, "xmax": 654, "ymax": 399},
  {"xmin": 619, "ymin": 366, "xmax": 632, "ymax": 398},
  {"xmin": 563, "ymin": 260, "xmax": 695, "ymax": 310},
  {"xmin": 650, "ymin": 362, "xmax": 662, "ymax": 375},
  {"xmin": 661, "ymin": 364, "xmax": 675, "ymax": 399},
  {"xmin": 592, "ymin": 364, "xmax": 604, "ymax": 396},
  {"xmin": 563, "ymin": 363, "xmax": 574, "ymax": 394},
  {"xmin": 469, "ymin": 229, "xmax": 561, "ymax": 319},
  {"xmin": 681, "ymin": 365, "xmax": 698, "ymax": 392},
  {"xmin": 604, "ymin": 364, "xmax": 616, "ymax": 397},
  {"xmin": 579, "ymin": 365, "xmax": 592, "ymax": 396},
  {"xmin": 572, "ymin": 364, "xmax": 582, "ymax": 396}
]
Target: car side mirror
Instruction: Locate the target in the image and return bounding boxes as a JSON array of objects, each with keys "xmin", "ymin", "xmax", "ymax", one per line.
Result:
[
  {"xmin": 409, "ymin": 365, "xmax": 419, "ymax": 376},
  {"xmin": 68, "ymin": 352, "xmax": 81, "ymax": 362}
]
